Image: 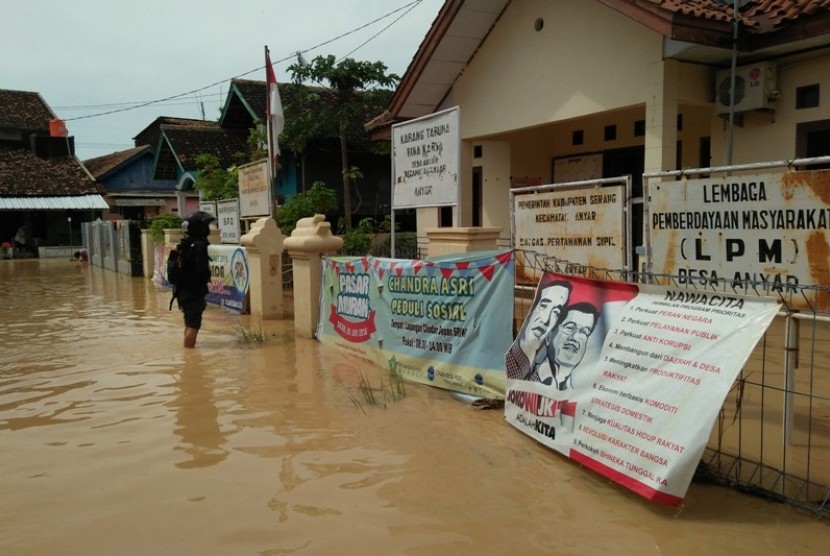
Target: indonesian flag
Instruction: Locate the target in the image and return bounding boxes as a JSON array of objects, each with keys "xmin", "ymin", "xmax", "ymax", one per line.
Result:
[{"xmin": 265, "ymin": 47, "xmax": 284, "ymax": 170}]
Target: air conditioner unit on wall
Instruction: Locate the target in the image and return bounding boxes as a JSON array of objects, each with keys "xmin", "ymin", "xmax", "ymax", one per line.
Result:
[{"xmin": 715, "ymin": 61, "xmax": 778, "ymax": 115}]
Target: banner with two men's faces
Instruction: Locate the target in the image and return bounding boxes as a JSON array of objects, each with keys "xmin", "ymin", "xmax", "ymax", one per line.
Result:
[{"xmin": 505, "ymin": 272, "xmax": 779, "ymax": 505}]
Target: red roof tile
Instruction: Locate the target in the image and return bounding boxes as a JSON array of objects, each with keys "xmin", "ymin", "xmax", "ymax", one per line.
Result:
[{"xmin": 649, "ymin": 0, "xmax": 830, "ymax": 31}]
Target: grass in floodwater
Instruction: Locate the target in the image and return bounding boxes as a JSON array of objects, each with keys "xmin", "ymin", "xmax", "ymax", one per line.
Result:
[
  {"xmin": 337, "ymin": 356, "xmax": 408, "ymax": 412},
  {"xmin": 234, "ymin": 325, "xmax": 269, "ymax": 346}
]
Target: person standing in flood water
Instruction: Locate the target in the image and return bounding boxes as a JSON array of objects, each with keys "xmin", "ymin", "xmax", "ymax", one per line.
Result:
[{"xmin": 174, "ymin": 211, "xmax": 215, "ymax": 348}]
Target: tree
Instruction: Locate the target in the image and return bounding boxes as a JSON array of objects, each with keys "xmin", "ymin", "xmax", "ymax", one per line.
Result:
[
  {"xmin": 275, "ymin": 181, "xmax": 338, "ymax": 236},
  {"xmin": 287, "ymin": 55, "xmax": 398, "ymax": 231},
  {"xmin": 192, "ymin": 153, "xmax": 239, "ymax": 201}
]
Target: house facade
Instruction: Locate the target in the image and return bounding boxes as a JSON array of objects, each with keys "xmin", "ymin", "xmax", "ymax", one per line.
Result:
[
  {"xmin": 83, "ymin": 145, "xmax": 179, "ymax": 221},
  {"xmin": 377, "ymin": 0, "xmax": 830, "ymax": 266},
  {"xmin": 0, "ymin": 89, "xmax": 107, "ymax": 255}
]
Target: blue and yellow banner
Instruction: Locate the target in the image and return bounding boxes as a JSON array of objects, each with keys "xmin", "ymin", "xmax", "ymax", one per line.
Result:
[
  {"xmin": 317, "ymin": 250, "xmax": 514, "ymax": 398},
  {"xmin": 153, "ymin": 244, "xmax": 249, "ymax": 314}
]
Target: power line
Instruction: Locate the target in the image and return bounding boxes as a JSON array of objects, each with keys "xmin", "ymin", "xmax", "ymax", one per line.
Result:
[
  {"xmin": 55, "ymin": 92, "xmax": 225, "ymax": 111},
  {"xmin": 63, "ymin": 0, "xmax": 423, "ymax": 123},
  {"xmin": 338, "ymin": 1, "xmax": 422, "ymax": 63}
]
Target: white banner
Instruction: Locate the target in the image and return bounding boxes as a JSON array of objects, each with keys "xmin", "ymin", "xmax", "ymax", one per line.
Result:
[
  {"xmin": 504, "ymin": 273, "xmax": 779, "ymax": 505},
  {"xmin": 217, "ymin": 199, "xmax": 240, "ymax": 244},
  {"xmin": 392, "ymin": 106, "xmax": 459, "ymax": 209},
  {"xmin": 238, "ymin": 159, "xmax": 270, "ymax": 218}
]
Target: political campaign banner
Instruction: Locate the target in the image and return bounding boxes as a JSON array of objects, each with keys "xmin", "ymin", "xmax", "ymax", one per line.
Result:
[
  {"xmin": 317, "ymin": 250, "xmax": 514, "ymax": 398},
  {"xmin": 153, "ymin": 243, "xmax": 249, "ymax": 314},
  {"xmin": 504, "ymin": 272, "xmax": 780, "ymax": 504}
]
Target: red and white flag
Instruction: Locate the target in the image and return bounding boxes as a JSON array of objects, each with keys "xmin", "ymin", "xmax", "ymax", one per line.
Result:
[{"xmin": 265, "ymin": 47, "xmax": 284, "ymax": 171}]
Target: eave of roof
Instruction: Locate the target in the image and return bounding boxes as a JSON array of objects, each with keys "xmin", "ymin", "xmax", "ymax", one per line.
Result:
[
  {"xmin": 0, "ymin": 194, "xmax": 109, "ymax": 210},
  {"xmin": 377, "ymin": 0, "xmax": 830, "ymax": 132},
  {"xmin": 82, "ymin": 145, "xmax": 152, "ymax": 179}
]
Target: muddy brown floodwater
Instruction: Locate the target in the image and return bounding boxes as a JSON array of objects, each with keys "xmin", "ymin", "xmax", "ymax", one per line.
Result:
[{"xmin": 1, "ymin": 259, "xmax": 829, "ymax": 555}]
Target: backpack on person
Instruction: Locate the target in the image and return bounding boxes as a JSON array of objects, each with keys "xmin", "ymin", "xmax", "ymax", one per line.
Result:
[{"xmin": 167, "ymin": 239, "xmax": 191, "ymax": 310}]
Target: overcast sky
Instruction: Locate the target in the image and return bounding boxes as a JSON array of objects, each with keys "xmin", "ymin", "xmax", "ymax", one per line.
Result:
[{"xmin": 2, "ymin": 0, "xmax": 445, "ymax": 161}]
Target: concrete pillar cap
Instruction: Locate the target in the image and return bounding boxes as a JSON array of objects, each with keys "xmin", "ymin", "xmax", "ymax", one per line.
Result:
[{"xmin": 284, "ymin": 214, "xmax": 343, "ymax": 253}]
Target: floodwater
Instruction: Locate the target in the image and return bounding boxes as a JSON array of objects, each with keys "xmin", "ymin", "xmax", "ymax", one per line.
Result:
[{"xmin": 1, "ymin": 259, "xmax": 828, "ymax": 556}]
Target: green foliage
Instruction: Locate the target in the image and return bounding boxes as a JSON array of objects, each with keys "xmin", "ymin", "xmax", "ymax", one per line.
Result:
[
  {"xmin": 387, "ymin": 356, "xmax": 406, "ymax": 400},
  {"xmin": 287, "ymin": 54, "xmax": 399, "ymax": 231},
  {"xmin": 339, "ymin": 217, "xmax": 374, "ymax": 256},
  {"xmin": 234, "ymin": 325, "xmax": 270, "ymax": 346},
  {"xmin": 192, "ymin": 154, "xmax": 240, "ymax": 201},
  {"xmin": 370, "ymin": 232, "xmax": 419, "ymax": 259},
  {"xmin": 336, "ymin": 356, "xmax": 408, "ymax": 413},
  {"xmin": 246, "ymin": 121, "xmax": 269, "ymax": 162},
  {"xmin": 274, "ymin": 181, "xmax": 338, "ymax": 236},
  {"xmin": 148, "ymin": 213, "xmax": 182, "ymax": 244}
]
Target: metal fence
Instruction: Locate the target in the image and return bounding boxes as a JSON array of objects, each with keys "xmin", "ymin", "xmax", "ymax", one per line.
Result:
[{"xmin": 512, "ymin": 248, "xmax": 830, "ymax": 518}]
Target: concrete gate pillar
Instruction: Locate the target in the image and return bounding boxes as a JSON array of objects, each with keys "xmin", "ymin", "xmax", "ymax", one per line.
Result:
[
  {"xmin": 240, "ymin": 217, "xmax": 286, "ymax": 321},
  {"xmin": 284, "ymin": 214, "xmax": 343, "ymax": 339}
]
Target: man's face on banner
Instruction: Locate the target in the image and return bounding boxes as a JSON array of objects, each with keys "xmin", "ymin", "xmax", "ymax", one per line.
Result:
[
  {"xmin": 553, "ymin": 309, "xmax": 596, "ymax": 369},
  {"xmin": 524, "ymin": 284, "xmax": 569, "ymax": 345}
]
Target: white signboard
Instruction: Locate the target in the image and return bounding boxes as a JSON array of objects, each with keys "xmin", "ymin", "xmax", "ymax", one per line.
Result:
[
  {"xmin": 553, "ymin": 153, "xmax": 603, "ymax": 183},
  {"xmin": 199, "ymin": 200, "xmax": 217, "ymax": 219},
  {"xmin": 238, "ymin": 159, "xmax": 270, "ymax": 218},
  {"xmin": 649, "ymin": 169, "xmax": 830, "ymax": 309},
  {"xmin": 217, "ymin": 199, "xmax": 240, "ymax": 244},
  {"xmin": 392, "ymin": 106, "xmax": 459, "ymax": 209},
  {"xmin": 513, "ymin": 184, "xmax": 626, "ymax": 270}
]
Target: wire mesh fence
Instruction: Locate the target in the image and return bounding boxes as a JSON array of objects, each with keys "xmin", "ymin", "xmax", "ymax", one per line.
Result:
[{"xmin": 513, "ymin": 248, "xmax": 830, "ymax": 517}]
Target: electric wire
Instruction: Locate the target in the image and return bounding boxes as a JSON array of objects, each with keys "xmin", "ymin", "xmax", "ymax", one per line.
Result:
[{"xmin": 61, "ymin": 0, "xmax": 424, "ymax": 122}]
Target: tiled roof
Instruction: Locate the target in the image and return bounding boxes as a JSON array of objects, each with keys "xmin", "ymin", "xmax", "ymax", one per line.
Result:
[
  {"xmin": 229, "ymin": 79, "xmax": 323, "ymax": 119},
  {"xmin": 0, "ymin": 146, "xmax": 101, "ymax": 196},
  {"xmin": 132, "ymin": 116, "xmax": 213, "ymax": 145},
  {"xmin": 0, "ymin": 89, "xmax": 54, "ymax": 132},
  {"xmin": 231, "ymin": 79, "xmax": 266, "ymax": 120},
  {"xmin": 651, "ymin": 0, "xmax": 830, "ymax": 31},
  {"xmin": 82, "ymin": 145, "xmax": 151, "ymax": 179},
  {"xmin": 159, "ymin": 125, "xmax": 248, "ymax": 170}
]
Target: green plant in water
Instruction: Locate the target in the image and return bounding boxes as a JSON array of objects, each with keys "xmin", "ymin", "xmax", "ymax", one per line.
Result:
[
  {"xmin": 234, "ymin": 325, "xmax": 269, "ymax": 346},
  {"xmin": 338, "ymin": 356, "xmax": 408, "ymax": 412},
  {"xmin": 357, "ymin": 371, "xmax": 378, "ymax": 406},
  {"xmin": 387, "ymin": 356, "xmax": 406, "ymax": 400}
]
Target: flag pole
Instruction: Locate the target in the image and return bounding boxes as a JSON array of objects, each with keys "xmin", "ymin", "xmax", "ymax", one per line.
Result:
[
  {"xmin": 265, "ymin": 45, "xmax": 285, "ymax": 215},
  {"xmin": 265, "ymin": 45, "xmax": 275, "ymax": 210}
]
